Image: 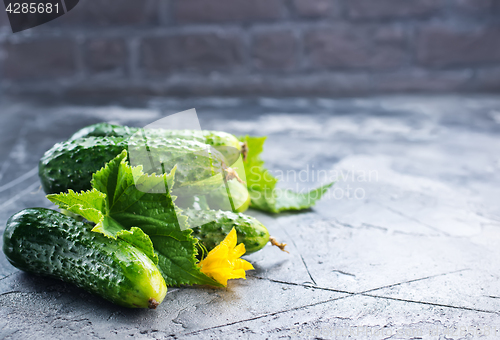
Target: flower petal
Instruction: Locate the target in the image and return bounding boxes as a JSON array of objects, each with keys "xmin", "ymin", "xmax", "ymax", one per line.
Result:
[
  {"xmin": 221, "ymin": 227, "xmax": 238, "ymax": 249},
  {"xmin": 235, "ymin": 258, "xmax": 254, "ymax": 271},
  {"xmin": 197, "ymin": 227, "xmax": 254, "ymax": 286},
  {"xmin": 232, "ymin": 243, "xmax": 246, "ymax": 258}
]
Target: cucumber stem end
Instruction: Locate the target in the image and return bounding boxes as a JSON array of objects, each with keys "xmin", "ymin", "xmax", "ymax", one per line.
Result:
[
  {"xmin": 269, "ymin": 237, "xmax": 289, "ymax": 253},
  {"xmin": 148, "ymin": 298, "xmax": 159, "ymax": 309}
]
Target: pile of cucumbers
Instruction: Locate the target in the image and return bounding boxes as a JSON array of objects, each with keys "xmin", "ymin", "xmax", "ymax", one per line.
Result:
[{"xmin": 2, "ymin": 123, "xmax": 318, "ymax": 309}]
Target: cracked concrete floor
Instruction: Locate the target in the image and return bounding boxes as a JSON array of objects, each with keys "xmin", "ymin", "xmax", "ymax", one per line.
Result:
[{"xmin": 0, "ymin": 95, "xmax": 499, "ymax": 339}]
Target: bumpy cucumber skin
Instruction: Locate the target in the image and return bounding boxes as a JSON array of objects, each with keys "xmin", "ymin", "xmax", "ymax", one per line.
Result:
[
  {"xmin": 187, "ymin": 209, "xmax": 269, "ymax": 255},
  {"xmin": 69, "ymin": 123, "xmax": 135, "ymax": 141},
  {"xmin": 39, "ymin": 137, "xmax": 127, "ymax": 194},
  {"xmin": 39, "ymin": 136, "xmax": 225, "ymax": 194},
  {"xmin": 201, "ymin": 131, "xmax": 241, "ymax": 151},
  {"xmin": 70, "ymin": 123, "xmax": 242, "ymax": 152},
  {"xmin": 3, "ymin": 208, "xmax": 167, "ymax": 309}
]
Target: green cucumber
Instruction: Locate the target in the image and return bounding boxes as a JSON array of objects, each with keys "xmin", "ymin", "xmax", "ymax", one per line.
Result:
[
  {"xmin": 39, "ymin": 137, "xmax": 126, "ymax": 194},
  {"xmin": 205, "ymin": 179, "xmax": 250, "ymax": 213},
  {"xmin": 69, "ymin": 123, "xmax": 243, "ymax": 162},
  {"xmin": 186, "ymin": 209, "xmax": 269, "ymax": 255},
  {"xmin": 70, "ymin": 123, "xmax": 137, "ymax": 141},
  {"xmin": 39, "ymin": 136, "xmax": 227, "ymax": 195},
  {"xmin": 178, "ymin": 181, "xmax": 250, "ymax": 213},
  {"xmin": 3, "ymin": 208, "xmax": 167, "ymax": 309}
]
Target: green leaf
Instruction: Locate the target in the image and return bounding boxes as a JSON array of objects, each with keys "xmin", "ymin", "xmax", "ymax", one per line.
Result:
[
  {"xmin": 48, "ymin": 150, "xmax": 221, "ymax": 287},
  {"xmin": 240, "ymin": 136, "xmax": 278, "ymax": 192},
  {"xmin": 248, "ymin": 183, "xmax": 334, "ymax": 213},
  {"xmin": 47, "ymin": 188, "xmax": 106, "ymax": 228},
  {"xmin": 150, "ymin": 235, "xmax": 221, "ymax": 287},
  {"xmin": 116, "ymin": 227, "xmax": 159, "ymax": 265},
  {"xmin": 240, "ymin": 135, "xmax": 334, "ymax": 213}
]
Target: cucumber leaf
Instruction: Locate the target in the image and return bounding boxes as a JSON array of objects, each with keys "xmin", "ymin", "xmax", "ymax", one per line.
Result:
[
  {"xmin": 239, "ymin": 135, "xmax": 334, "ymax": 213},
  {"xmin": 240, "ymin": 136, "xmax": 278, "ymax": 192},
  {"xmin": 116, "ymin": 227, "xmax": 159, "ymax": 265},
  {"xmin": 47, "ymin": 150, "xmax": 221, "ymax": 287},
  {"xmin": 248, "ymin": 184, "xmax": 334, "ymax": 213}
]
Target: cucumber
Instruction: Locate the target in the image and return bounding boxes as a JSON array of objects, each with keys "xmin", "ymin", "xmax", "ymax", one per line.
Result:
[
  {"xmin": 186, "ymin": 209, "xmax": 269, "ymax": 255},
  {"xmin": 39, "ymin": 137, "xmax": 126, "ymax": 194},
  {"xmin": 178, "ymin": 180, "xmax": 250, "ymax": 213},
  {"xmin": 69, "ymin": 123, "xmax": 243, "ymax": 162},
  {"xmin": 70, "ymin": 123, "xmax": 137, "ymax": 141},
  {"xmin": 205, "ymin": 179, "xmax": 250, "ymax": 213},
  {"xmin": 3, "ymin": 208, "xmax": 167, "ymax": 309},
  {"xmin": 39, "ymin": 136, "xmax": 227, "ymax": 195}
]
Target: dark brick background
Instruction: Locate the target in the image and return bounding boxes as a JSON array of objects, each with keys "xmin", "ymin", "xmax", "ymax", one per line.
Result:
[{"xmin": 0, "ymin": 0, "xmax": 499, "ymax": 96}]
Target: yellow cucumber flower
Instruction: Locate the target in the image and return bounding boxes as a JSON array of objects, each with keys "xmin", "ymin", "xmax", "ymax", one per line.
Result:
[{"xmin": 198, "ymin": 228, "xmax": 254, "ymax": 286}]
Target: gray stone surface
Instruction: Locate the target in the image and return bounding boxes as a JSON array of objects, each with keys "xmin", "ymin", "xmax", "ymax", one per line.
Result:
[{"xmin": 0, "ymin": 95, "xmax": 499, "ymax": 339}]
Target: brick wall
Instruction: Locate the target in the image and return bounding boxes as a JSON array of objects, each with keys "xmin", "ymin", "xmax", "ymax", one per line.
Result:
[{"xmin": 0, "ymin": 0, "xmax": 499, "ymax": 96}]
